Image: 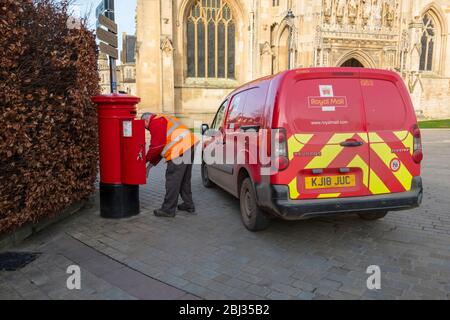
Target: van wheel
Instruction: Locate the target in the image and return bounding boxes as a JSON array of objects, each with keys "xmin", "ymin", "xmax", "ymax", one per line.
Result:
[
  {"xmin": 240, "ymin": 178, "xmax": 270, "ymax": 232},
  {"xmin": 201, "ymin": 163, "xmax": 215, "ymax": 188},
  {"xmin": 358, "ymin": 211, "xmax": 388, "ymax": 221}
]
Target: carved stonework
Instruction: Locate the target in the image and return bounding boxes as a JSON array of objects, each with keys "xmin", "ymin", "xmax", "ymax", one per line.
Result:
[
  {"xmin": 362, "ymin": 0, "xmax": 371, "ymax": 25},
  {"xmin": 323, "ymin": 0, "xmax": 333, "ymax": 23},
  {"xmin": 348, "ymin": 0, "xmax": 358, "ymax": 25},
  {"xmin": 336, "ymin": 0, "xmax": 346, "ymax": 23},
  {"xmin": 383, "ymin": 47, "xmax": 397, "ymax": 69},
  {"xmin": 321, "ymin": 0, "xmax": 400, "ymax": 31},
  {"xmin": 322, "ymin": 47, "xmax": 331, "ymax": 66},
  {"xmin": 373, "ymin": 0, "xmax": 382, "ymax": 28},
  {"xmin": 260, "ymin": 41, "xmax": 273, "ymax": 56},
  {"xmin": 160, "ymin": 37, "xmax": 173, "ymax": 55},
  {"xmin": 383, "ymin": 0, "xmax": 395, "ymax": 27}
]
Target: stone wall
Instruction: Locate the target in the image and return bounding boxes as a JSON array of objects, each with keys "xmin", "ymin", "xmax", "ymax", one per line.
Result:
[
  {"xmin": 420, "ymin": 77, "xmax": 450, "ymax": 119},
  {"xmin": 136, "ymin": 0, "xmax": 450, "ymax": 124}
]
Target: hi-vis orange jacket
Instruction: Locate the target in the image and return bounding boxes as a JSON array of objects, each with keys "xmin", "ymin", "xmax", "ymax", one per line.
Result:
[{"xmin": 146, "ymin": 114, "xmax": 198, "ymax": 165}]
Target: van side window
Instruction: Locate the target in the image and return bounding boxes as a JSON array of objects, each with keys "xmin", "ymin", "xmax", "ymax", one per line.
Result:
[
  {"xmin": 241, "ymin": 86, "xmax": 267, "ymax": 127},
  {"xmin": 226, "ymin": 91, "xmax": 248, "ymax": 128},
  {"xmin": 211, "ymin": 99, "xmax": 228, "ymax": 130}
]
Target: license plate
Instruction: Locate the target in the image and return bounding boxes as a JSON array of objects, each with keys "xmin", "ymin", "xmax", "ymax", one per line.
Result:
[{"xmin": 305, "ymin": 175, "xmax": 356, "ymax": 190}]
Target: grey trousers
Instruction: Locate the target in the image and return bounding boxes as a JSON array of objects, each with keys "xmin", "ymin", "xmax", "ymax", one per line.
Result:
[{"xmin": 161, "ymin": 148, "xmax": 195, "ymax": 214}]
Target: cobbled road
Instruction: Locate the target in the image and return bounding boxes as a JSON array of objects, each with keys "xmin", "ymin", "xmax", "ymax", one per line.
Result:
[{"xmin": 1, "ymin": 130, "xmax": 449, "ymax": 300}]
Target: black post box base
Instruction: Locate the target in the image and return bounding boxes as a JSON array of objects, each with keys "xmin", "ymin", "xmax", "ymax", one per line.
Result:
[{"xmin": 100, "ymin": 184, "xmax": 140, "ymax": 219}]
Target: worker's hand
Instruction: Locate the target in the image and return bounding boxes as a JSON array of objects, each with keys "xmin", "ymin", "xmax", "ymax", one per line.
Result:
[{"xmin": 146, "ymin": 163, "xmax": 153, "ymax": 178}]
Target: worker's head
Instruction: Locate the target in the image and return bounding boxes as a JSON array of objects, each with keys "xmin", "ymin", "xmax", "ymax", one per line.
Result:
[{"xmin": 141, "ymin": 112, "xmax": 155, "ymax": 130}]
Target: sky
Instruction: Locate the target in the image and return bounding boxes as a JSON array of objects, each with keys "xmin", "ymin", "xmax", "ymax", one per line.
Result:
[{"xmin": 69, "ymin": 0, "xmax": 137, "ymax": 60}]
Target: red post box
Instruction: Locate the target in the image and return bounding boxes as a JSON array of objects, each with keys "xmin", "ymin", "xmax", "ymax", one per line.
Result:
[{"xmin": 92, "ymin": 94, "xmax": 146, "ymax": 219}]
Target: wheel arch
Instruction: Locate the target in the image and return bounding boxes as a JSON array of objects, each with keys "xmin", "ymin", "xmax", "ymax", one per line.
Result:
[{"xmin": 237, "ymin": 167, "xmax": 252, "ymax": 199}]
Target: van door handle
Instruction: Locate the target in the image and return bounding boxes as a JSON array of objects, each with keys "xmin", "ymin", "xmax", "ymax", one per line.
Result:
[
  {"xmin": 340, "ymin": 139, "xmax": 364, "ymax": 147},
  {"xmin": 241, "ymin": 125, "xmax": 260, "ymax": 132}
]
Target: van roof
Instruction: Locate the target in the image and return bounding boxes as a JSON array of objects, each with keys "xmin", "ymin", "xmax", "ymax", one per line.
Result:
[{"xmin": 228, "ymin": 67, "xmax": 402, "ymax": 97}]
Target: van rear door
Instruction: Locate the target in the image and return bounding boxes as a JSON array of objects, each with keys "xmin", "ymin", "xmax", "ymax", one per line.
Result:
[
  {"xmin": 283, "ymin": 74, "xmax": 371, "ymax": 200},
  {"xmin": 360, "ymin": 72, "xmax": 420, "ymax": 195}
]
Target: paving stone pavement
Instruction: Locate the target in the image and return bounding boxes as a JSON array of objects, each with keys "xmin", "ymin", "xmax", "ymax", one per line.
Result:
[{"xmin": 1, "ymin": 130, "xmax": 450, "ymax": 300}]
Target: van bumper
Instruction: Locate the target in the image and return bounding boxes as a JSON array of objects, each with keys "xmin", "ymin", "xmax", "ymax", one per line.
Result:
[{"xmin": 255, "ymin": 177, "xmax": 423, "ymax": 221}]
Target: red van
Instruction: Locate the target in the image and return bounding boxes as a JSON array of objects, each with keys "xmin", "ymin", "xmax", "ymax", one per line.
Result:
[{"xmin": 201, "ymin": 68, "xmax": 423, "ymax": 231}]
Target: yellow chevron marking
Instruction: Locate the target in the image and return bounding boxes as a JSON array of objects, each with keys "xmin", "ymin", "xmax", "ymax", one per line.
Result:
[
  {"xmin": 317, "ymin": 193, "xmax": 341, "ymax": 199},
  {"xmin": 368, "ymin": 132, "xmax": 384, "ymax": 143},
  {"xmin": 394, "ymin": 130, "xmax": 409, "ymax": 142},
  {"xmin": 369, "ymin": 133, "xmax": 413, "ymax": 191},
  {"xmin": 288, "ymin": 177, "xmax": 300, "ymax": 199},
  {"xmin": 369, "ymin": 168, "xmax": 390, "ymax": 195},
  {"xmin": 397, "ymin": 132, "xmax": 414, "ymax": 155},
  {"xmin": 327, "ymin": 133, "xmax": 356, "ymax": 145},
  {"xmin": 357, "ymin": 133, "xmax": 369, "ymax": 143},
  {"xmin": 347, "ymin": 155, "xmax": 369, "ymax": 188},
  {"xmin": 305, "ymin": 144, "xmax": 343, "ymax": 169},
  {"xmin": 288, "ymin": 134, "xmax": 313, "ymax": 161},
  {"xmin": 304, "ymin": 133, "xmax": 354, "ymax": 170},
  {"xmin": 293, "ymin": 134, "xmax": 314, "ymax": 145}
]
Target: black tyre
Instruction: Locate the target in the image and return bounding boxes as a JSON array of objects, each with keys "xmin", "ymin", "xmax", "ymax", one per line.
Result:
[
  {"xmin": 201, "ymin": 162, "xmax": 215, "ymax": 188},
  {"xmin": 358, "ymin": 211, "xmax": 388, "ymax": 221},
  {"xmin": 239, "ymin": 178, "xmax": 270, "ymax": 231}
]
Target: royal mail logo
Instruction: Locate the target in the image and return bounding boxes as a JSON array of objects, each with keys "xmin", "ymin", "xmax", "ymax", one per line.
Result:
[
  {"xmin": 320, "ymin": 85, "xmax": 334, "ymax": 97},
  {"xmin": 308, "ymin": 85, "xmax": 348, "ymax": 112},
  {"xmin": 308, "ymin": 97, "xmax": 348, "ymax": 108},
  {"xmin": 322, "ymin": 88, "xmax": 332, "ymax": 96}
]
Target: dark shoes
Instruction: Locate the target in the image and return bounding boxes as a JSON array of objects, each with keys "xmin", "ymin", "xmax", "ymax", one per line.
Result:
[
  {"xmin": 177, "ymin": 203, "xmax": 196, "ymax": 214},
  {"xmin": 154, "ymin": 204, "xmax": 196, "ymax": 218},
  {"xmin": 154, "ymin": 209, "xmax": 176, "ymax": 218}
]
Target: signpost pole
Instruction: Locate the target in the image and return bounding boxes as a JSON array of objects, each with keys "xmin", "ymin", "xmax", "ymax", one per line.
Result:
[
  {"xmin": 109, "ymin": 56, "xmax": 117, "ymax": 94},
  {"xmin": 97, "ymin": 0, "xmax": 118, "ymax": 94},
  {"xmin": 105, "ymin": 1, "xmax": 117, "ymax": 94}
]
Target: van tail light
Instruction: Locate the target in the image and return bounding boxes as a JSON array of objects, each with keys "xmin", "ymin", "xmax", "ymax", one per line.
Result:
[
  {"xmin": 412, "ymin": 124, "xmax": 423, "ymax": 164},
  {"xmin": 273, "ymin": 128, "xmax": 289, "ymax": 171}
]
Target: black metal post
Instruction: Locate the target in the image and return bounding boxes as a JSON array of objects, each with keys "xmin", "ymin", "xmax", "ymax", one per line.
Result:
[{"xmin": 105, "ymin": 1, "xmax": 117, "ymax": 94}]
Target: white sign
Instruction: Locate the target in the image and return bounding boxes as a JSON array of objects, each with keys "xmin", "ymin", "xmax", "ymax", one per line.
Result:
[
  {"xmin": 390, "ymin": 159, "xmax": 401, "ymax": 172},
  {"xmin": 123, "ymin": 121, "xmax": 133, "ymax": 138}
]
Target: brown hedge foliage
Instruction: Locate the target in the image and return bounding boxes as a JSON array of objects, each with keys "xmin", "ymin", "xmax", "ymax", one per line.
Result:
[{"xmin": 0, "ymin": 0, "xmax": 100, "ymax": 233}]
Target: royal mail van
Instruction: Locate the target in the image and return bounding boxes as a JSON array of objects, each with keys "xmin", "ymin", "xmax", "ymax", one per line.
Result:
[{"xmin": 201, "ymin": 68, "xmax": 423, "ymax": 231}]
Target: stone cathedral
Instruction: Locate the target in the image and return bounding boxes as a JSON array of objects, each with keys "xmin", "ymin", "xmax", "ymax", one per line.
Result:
[{"xmin": 135, "ymin": 0, "xmax": 450, "ymax": 126}]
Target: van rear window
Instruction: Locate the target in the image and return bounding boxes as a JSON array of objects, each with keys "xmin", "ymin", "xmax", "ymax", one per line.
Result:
[
  {"xmin": 361, "ymin": 79, "xmax": 407, "ymax": 131},
  {"xmin": 287, "ymin": 78, "xmax": 365, "ymax": 133}
]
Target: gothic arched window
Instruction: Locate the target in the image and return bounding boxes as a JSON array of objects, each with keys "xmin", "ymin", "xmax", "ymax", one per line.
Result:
[
  {"xmin": 420, "ymin": 14, "xmax": 436, "ymax": 71},
  {"xmin": 186, "ymin": 0, "xmax": 235, "ymax": 79}
]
